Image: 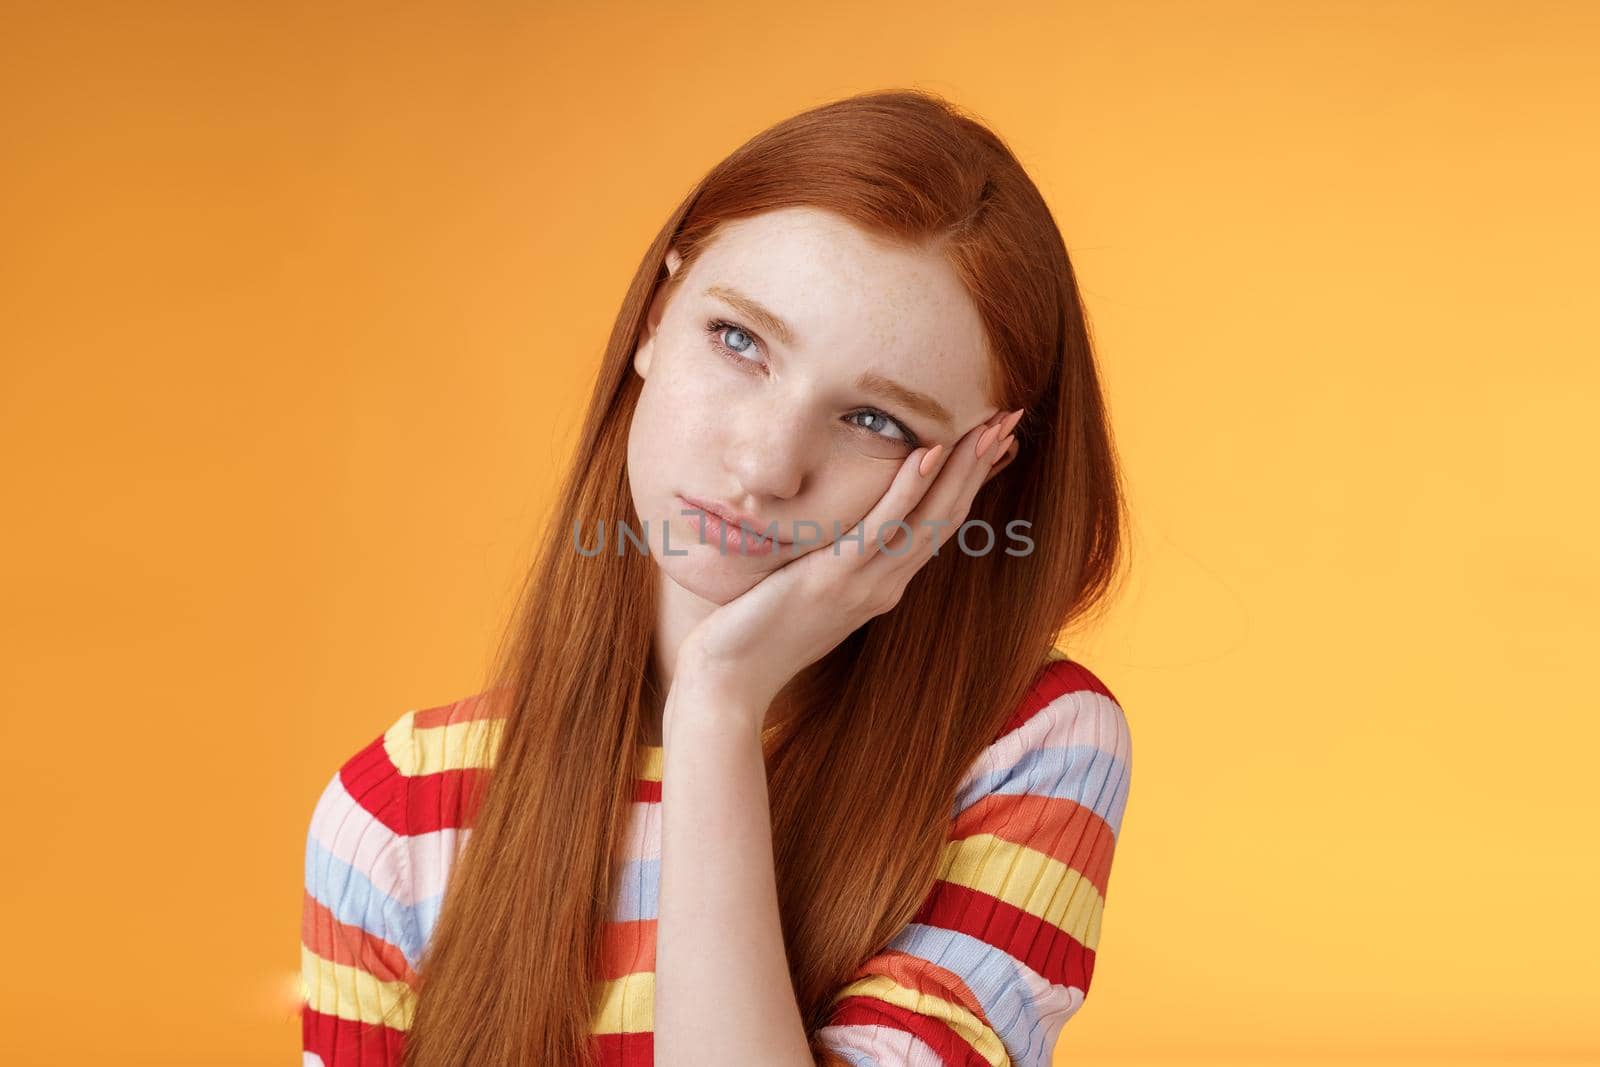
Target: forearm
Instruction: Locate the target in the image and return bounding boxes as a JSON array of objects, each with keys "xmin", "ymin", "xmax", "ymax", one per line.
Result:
[{"xmin": 652, "ymin": 671, "xmax": 817, "ymax": 1067}]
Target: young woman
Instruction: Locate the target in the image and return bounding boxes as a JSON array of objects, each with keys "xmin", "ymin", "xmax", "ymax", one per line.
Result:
[{"xmin": 301, "ymin": 88, "xmax": 1134, "ymax": 1067}]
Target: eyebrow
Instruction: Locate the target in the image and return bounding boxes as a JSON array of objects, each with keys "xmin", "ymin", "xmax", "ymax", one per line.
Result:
[
  {"xmin": 704, "ymin": 284, "xmax": 957, "ymax": 428},
  {"xmin": 853, "ymin": 372, "xmax": 955, "ymax": 428},
  {"xmin": 705, "ymin": 284, "xmax": 799, "ymax": 347}
]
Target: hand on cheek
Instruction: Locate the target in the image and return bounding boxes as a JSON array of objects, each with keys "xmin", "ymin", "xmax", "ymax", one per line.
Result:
[{"xmin": 675, "ymin": 406, "xmax": 1026, "ymax": 729}]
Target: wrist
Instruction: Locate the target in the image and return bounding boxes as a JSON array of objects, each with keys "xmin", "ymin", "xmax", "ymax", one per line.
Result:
[
  {"xmin": 675, "ymin": 633, "xmax": 776, "ymax": 709},
  {"xmin": 664, "ymin": 656, "xmax": 772, "ymax": 744}
]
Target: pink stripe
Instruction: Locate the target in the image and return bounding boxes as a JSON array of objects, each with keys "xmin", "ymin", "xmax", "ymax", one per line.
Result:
[
  {"xmin": 405, "ymin": 826, "xmax": 468, "ymax": 903},
  {"xmin": 617, "ymin": 798, "xmax": 661, "ymax": 862},
  {"xmin": 309, "ymin": 775, "xmax": 411, "ymax": 904},
  {"xmin": 957, "ymin": 688, "xmax": 1130, "ymax": 805},
  {"xmin": 814, "ymin": 1022, "xmax": 946, "ymax": 1066}
]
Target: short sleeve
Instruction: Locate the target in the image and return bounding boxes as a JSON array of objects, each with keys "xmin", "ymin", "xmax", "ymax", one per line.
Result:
[
  {"xmin": 810, "ymin": 659, "xmax": 1133, "ymax": 1067},
  {"xmin": 299, "ymin": 718, "xmax": 424, "ymax": 1066}
]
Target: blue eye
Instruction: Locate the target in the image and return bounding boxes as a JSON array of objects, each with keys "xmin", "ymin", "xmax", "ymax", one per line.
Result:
[
  {"xmin": 702, "ymin": 318, "xmax": 922, "ymax": 449},
  {"xmin": 707, "ymin": 320, "xmax": 761, "ymax": 362},
  {"xmin": 847, "ymin": 411, "xmax": 916, "ymax": 444}
]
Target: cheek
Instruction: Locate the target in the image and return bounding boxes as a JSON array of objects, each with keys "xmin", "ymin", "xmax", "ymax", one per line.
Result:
[
  {"xmin": 787, "ymin": 469, "xmax": 898, "ymax": 543},
  {"xmin": 831, "ymin": 475, "xmax": 896, "ymax": 523},
  {"xmin": 627, "ymin": 357, "xmax": 721, "ymax": 501},
  {"xmin": 635, "ymin": 350, "xmax": 714, "ymax": 437},
  {"xmin": 627, "ymin": 381, "xmax": 681, "ymax": 485},
  {"xmin": 662, "ymin": 349, "xmax": 737, "ymax": 429}
]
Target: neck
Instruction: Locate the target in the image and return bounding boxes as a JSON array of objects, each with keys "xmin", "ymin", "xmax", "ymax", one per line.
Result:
[{"xmin": 642, "ymin": 568, "xmax": 718, "ymax": 746}]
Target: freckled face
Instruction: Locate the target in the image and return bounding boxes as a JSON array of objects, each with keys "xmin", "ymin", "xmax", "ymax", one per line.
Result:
[{"xmin": 625, "ymin": 205, "xmax": 999, "ymax": 603}]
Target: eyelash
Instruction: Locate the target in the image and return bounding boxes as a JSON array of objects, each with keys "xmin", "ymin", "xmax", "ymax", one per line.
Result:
[{"xmin": 702, "ymin": 318, "xmax": 923, "ymax": 449}]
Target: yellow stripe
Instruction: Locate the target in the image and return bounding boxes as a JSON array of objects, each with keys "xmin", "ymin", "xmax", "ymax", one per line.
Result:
[
  {"xmin": 591, "ymin": 971, "xmax": 656, "ymax": 1034},
  {"xmin": 385, "ymin": 709, "xmax": 662, "ymax": 780},
  {"xmin": 638, "ymin": 745, "xmax": 664, "ymax": 782},
  {"xmin": 300, "ymin": 944, "xmax": 415, "ymax": 1031},
  {"xmin": 828, "ymin": 972, "xmax": 1008, "ymax": 1067},
  {"xmin": 937, "ymin": 833, "xmax": 1107, "ymax": 949},
  {"xmin": 384, "ymin": 710, "xmax": 506, "ymax": 776}
]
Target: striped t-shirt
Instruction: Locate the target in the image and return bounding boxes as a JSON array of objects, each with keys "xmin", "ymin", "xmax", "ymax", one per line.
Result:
[{"xmin": 299, "ymin": 649, "xmax": 1133, "ymax": 1066}]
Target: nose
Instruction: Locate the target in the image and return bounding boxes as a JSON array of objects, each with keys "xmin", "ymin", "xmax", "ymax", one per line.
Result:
[{"xmin": 722, "ymin": 401, "xmax": 810, "ymax": 505}]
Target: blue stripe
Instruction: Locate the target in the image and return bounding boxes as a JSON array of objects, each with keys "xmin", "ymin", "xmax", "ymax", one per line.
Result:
[
  {"xmin": 954, "ymin": 742, "xmax": 1130, "ymax": 837},
  {"xmin": 413, "ymin": 893, "xmax": 444, "ymax": 961},
  {"xmin": 612, "ymin": 856, "xmax": 660, "ymax": 922},
  {"xmin": 885, "ymin": 922, "xmax": 1058, "ymax": 1067},
  {"xmin": 304, "ymin": 835, "xmax": 424, "ymax": 967}
]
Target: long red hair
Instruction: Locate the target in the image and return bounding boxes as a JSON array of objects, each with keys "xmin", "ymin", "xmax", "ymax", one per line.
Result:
[{"xmin": 399, "ymin": 87, "xmax": 1129, "ymax": 1065}]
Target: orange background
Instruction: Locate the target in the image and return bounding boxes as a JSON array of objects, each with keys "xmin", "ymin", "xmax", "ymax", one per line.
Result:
[{"xmin": 2, "ymin": 2, "xmax": 1596, "ymax": 1063}]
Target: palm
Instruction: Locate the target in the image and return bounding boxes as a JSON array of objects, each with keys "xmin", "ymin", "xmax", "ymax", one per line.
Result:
[
  {"xmin": 687, "ymin": 535, "xmax": 857, "ymax": 697},
  {"xmin": 680, "ymin": 412, "xmax": 1020, "ymax": 716}
]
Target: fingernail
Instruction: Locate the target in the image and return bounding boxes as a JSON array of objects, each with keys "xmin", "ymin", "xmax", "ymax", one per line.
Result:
[
  {"xmin": 1001, "ymin": 408, "xmax": 1024, "ymax": 436},
  {"xmin": 917, "ymin": 443, "xmax": 944, "ymax": 476},
  {"xmin": 991, "ymin": 433, "xmax": 1015, "ymax": 463},
  {"xmin": 975, "ymin": 425, "xmax": 1000, "ymax": 459}
]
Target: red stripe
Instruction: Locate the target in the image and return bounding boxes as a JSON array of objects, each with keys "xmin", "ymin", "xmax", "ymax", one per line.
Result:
[
  {"xmin": 301, "ymin": 1004, "xmax": 407, "ymax": 1066},
  {"xmin": 826, "ymin": 996, "xmax": 993, "ymax": 1067},
  {"xmin": 301, "ymin": 891, "xmax": 417, "ymax": 987},
  {"xmin": 412, "ymin": 689, "xmax": 508, "ymax": 730},
  {"xmin": 340, "ymin": 703, "xmax": 661, "ymax": 835},
  {"xmin": 589, "ymin": 1029, "xmax": 655, "ymax": 1067},
  {"xmin": 405, "ymin": 765, "xmax": 490, "ymax": 832},
  {"xmin": 597, "ymin": 917, "xmax": 656, "ymax": 980},
  {"xmin": 305, "ymin": 1004, "xmax": 667, "ymax": 1066},
  {"xmin": 337, "ymin": 736, "xmax": 409, "ymax": 834},
  {"xmin": 995, "ymin": 659, "xmax": 1116, "ymax": 739},
  {"xmin": 337, "ymin": 730, "xmax": 493, "ymax": 835},
  {"xmin": 912, "ymin": 880, "xmax": 1096, "ymax": 993}
]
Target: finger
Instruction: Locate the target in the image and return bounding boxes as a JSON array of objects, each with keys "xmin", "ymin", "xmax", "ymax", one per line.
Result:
[
  {"xmin": 843, "ymin": 441, "xmax": 953, "ymax": 565},
  {"xmin": 866, "ymin": 408, "xmax": 1018, "ymax": 564},
  {"xmin": 906, "ymin": 408, "xmax": 1020, "ymax": 551},
  {"xmin": 944, "ymin": 410, "xmax": 1023, "ymax": 530},
  {"xmin": 966, "ymin": 411, "xmax": 1023, "ymax": 495},
  {"xmin": 982, "ymin": 435, "xmax": 1019, "ymax": 485},
  {"xmin": 845, "ymin": 410, "xmax": 1003, "ymax": 564}
]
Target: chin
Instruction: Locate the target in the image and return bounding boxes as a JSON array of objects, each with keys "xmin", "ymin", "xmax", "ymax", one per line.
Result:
[
  {"xmin": 657, "ymin": 551, "xmax": 766, "ymax": 605},
  {"xmin": 647, "ymin": 513, "xmax": 773, "ymax": 601}
]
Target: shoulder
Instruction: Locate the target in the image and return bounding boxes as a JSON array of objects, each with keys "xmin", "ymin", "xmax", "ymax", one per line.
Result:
[
  {"xmin": 956, "ymin": 648, "xmax": 1133, "ymax": 841},
  {"xmin": 309, "ymin": 688, "xmax": 508, "ymax": 837},
  {"xmin": 992, "ymin": 647, "xmax": 1129, "ymax": 747},
  {"xmin": 302, "ymin": 690, "xmax": 509, "ymax": 963}
]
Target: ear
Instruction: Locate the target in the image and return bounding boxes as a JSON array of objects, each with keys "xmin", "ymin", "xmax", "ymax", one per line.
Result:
[
  {"xmin": 633, "ymin": 248, "xmax": 685, "ymax": 380},
  {"xmin": 981, "ymin": 437, "xmax": 1019, "ymax": 486}
]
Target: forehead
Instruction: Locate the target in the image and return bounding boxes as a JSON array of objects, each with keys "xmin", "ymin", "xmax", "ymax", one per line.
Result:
[{"xmin": 683, "ymin": 207, "xmax": 997, "ymax": 421}]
